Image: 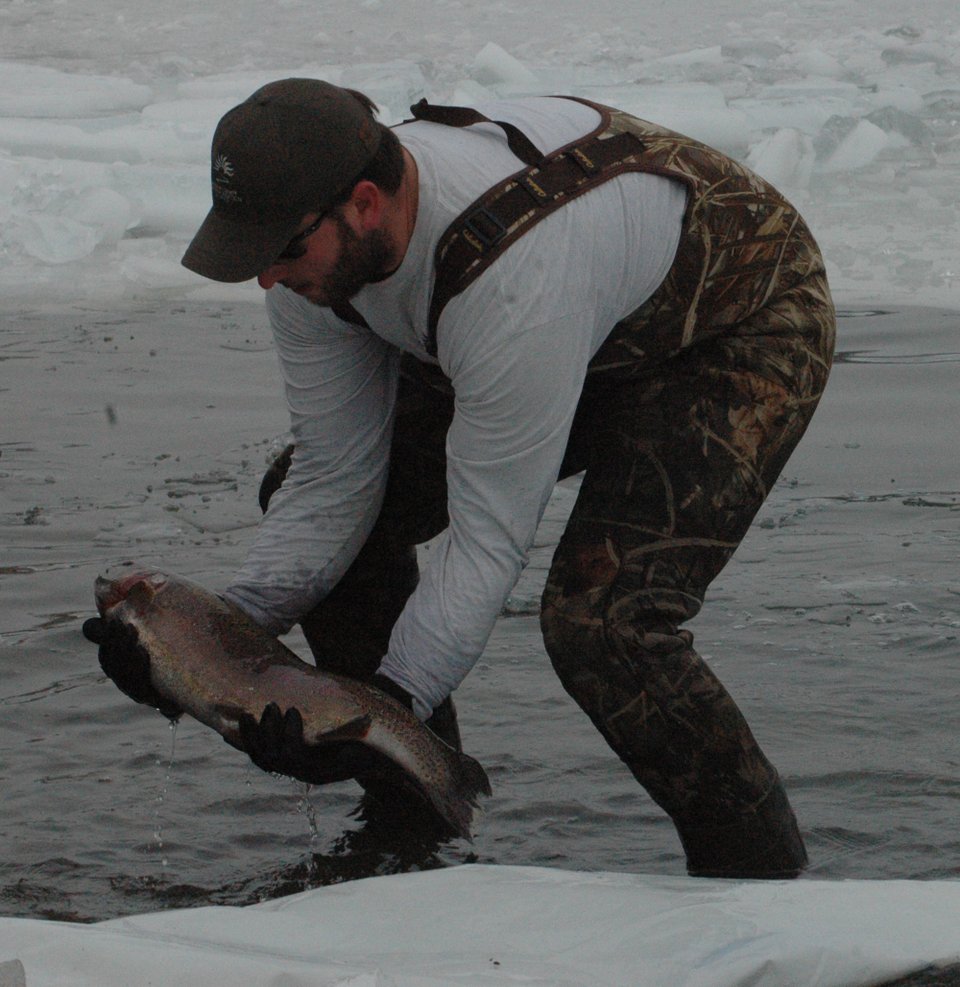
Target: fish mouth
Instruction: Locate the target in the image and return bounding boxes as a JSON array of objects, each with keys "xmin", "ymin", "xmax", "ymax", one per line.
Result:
[
  {"xmin": 93, "ymin": 563, "xmax": 181, "ymax": 720},
  {"xmin": 95, "ymin": 564, "xmax": 168, "ymax": 616}
]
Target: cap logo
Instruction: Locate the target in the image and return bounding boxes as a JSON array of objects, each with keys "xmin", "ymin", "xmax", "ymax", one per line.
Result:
[
  {"xmin": 214, "ymin": 153, "xmax": 234, "ymax": 178},
  {"xmin": 212, "ymin": 152, "xmax": 242, "ymax": 205}
]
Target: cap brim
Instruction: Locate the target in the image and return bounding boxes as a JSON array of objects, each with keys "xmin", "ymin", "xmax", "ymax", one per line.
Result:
[{"xmin": 181, "ymin": 207, "xmax": 302, "ymax": 283}]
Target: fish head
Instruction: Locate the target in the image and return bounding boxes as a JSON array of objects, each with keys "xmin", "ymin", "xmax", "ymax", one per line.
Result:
[
  {"xmin": 95, "ymin": 564, "xmax": 170, "ymax": 618},
  {"xmin": 93, "ymin": 563, "xmax": 184, "ymax": 721}
]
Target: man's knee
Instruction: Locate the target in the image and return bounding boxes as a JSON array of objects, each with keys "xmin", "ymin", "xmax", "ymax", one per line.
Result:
[{"xmin": 541, "ymin": 589, "xmax": 691, "ymax": 707}]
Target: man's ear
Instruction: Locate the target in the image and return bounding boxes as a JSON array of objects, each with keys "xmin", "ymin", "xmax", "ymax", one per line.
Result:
[{"xmin": 347, "ymin": 180, "xmax": 384, "ymax": 231}]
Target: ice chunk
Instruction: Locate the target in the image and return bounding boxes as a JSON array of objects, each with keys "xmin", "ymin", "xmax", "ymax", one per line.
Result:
[
  {"xmin": 865, "ymin": 87, "xmax": 925, "ymax": 117},
  {"xmin": 0, "ymin": 62, "xmax": 152, "ymax": 118},
  {"xmin": 337, "ymin": 61, "xmax": 428, "ymax": 124},
  {"xmin": 118, "ymin": 240, "xmax": 211, "ymax": 290},
  {"xmin": 882, "ymin": 25, "xmax": 924, "ymax": 40},
  {"xmin": 721, "ymin": 41, "xmax": 785, "ymax": 69},
  {"xmin": 15, "ymin": 213, "xmax": 100, "ymax": 264},
  {"xmin": 62, "ymin": 187, "xmax": 135, "ymax": 245},
  {"xmin": 472, "ymin": 43, "xmax": 541, "ymax": 93},
  {"xmin": 733, "ymin": 80, "xmax": 863, "ymax": 135},
  {"xmin": 817, "ymin": 118, "xmax": 889, "ymax": 173},
  {"xmin": 656, "ymin": 46, "xmax": 723, "ymax": 68},
  {"xmin": 881, "ymin": 43, "xmax": 955, "ymax": 68},
  {"xmin": 0, "ymin": 153, "xmax": 19, "ymax": 214},
  {"xmin": 923, "ymin": 89, "xmax": 960, "ymax": 115},
  {"xmin": 175, "ymin": 60, "xmax": 429, "ymax": 125},
  {"xmin": 0, "ymin": 117, "xmax": 205, "ymax": 165},
  {"xmin": 175, "ymin": 70, "xmax": 318, "ymax": 101},
  {"xmin": 451, "ymin": 79, "xmax": 500, "ymax": 105},
  {"xmin": 786, "ymin": 49, "xmax": 846, "ymax": 80},
  {"xmin": 141, "ymin": 98, "xmax": 239, "ymax": 137},
  {"xmin": 651, "ymin": 46, "xmax": 743, "ymax": 85},
  {"xmin": 745, "ymin": 128, "xmax": 815, "ymax": 190},
  {"xmin": 111, "ymin": 163, "xmax": 209, "ymax": 238},
  {"xmin": 592, "ymin": 83, "xmax": 752, "ymax": 154},
  {"xmin": 865, "ymin": 106, "xmax": 933, "ymax": 145}
]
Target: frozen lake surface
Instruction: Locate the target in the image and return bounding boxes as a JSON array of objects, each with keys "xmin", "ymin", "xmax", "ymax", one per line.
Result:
[{"xmin": 1, "ymin": 302, "xmax": 958, "ymax": 923}]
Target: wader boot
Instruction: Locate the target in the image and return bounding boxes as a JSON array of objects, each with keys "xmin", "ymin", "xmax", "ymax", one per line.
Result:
[{"xmin": 541, "ymin": 611, "xmax": 808, "ymax": 878}]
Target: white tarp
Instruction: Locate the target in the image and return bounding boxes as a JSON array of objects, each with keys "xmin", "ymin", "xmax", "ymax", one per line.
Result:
[{"xmin": 2, "ymin": 865, "xmax": 960, "ymax": 986}]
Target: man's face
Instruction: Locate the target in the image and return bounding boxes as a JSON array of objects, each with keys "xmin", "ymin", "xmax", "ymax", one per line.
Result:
[{"xmin": 257, "ymin": 210, "xmax": 393, "ymax": 308}]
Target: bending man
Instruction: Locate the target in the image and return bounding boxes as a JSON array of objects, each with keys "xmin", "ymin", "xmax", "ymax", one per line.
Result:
[{"xmin": 182, "ymin": 79, "xmax": 835, "ymax": 877}]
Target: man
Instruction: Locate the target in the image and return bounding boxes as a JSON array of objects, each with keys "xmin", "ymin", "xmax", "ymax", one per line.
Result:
[{"xmin": 181, "ymin": 78, "xmax": 834, "ymax": 877}]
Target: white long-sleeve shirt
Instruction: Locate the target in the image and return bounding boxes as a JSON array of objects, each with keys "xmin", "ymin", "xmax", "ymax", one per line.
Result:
[{"xmin": 225, "ymin": 96, "xmax": 688, "ymax": 718}]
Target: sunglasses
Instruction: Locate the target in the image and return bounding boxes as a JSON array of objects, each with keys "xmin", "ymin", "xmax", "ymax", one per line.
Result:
[{"xmin": 275, "ymin": 211, "xmax": 328, "ymax": 262}]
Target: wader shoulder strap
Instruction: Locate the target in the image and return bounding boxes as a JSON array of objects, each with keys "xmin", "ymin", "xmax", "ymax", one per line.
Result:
[
  {"xmin": 411, "ymin": 97, "xmax": 646, "ymax": 357},
  {"xmin": 324, "ymin": 101, "xmax": 544, "ymax": 336},
  {"xmin": 409, "ymin": 98, "xmax": 545, "ymax": 168}
]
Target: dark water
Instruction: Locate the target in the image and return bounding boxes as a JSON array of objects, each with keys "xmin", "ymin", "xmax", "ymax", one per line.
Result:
[{"xmin": 2, "ymin": 303, "xmax": 958, "ymax": 923}]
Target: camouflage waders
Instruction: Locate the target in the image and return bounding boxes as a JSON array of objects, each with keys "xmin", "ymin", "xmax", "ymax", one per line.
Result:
[
  {"xmin": 263, "ymin": 104, "xmax": 834, "ymax": 873},
  {"xmin": 538, "ymin": 109, "xmax": 834, "ymax": 877}
]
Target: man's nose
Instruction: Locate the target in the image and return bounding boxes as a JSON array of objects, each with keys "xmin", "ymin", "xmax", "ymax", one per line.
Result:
[{"xmin": 257, "ymin": 265, "xmax": 286, "ymax": 290}]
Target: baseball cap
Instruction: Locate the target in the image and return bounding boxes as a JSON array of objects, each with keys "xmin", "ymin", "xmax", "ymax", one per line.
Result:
[{"xmin": 181, "ymin": 78, "xmax": 382, "ymax": 282}]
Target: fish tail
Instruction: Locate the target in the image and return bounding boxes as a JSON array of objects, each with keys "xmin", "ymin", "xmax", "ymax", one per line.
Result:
[
  {"xmin": 440, "ymin": 751, "xmax": 492, "ymax": 841},
  {"xmin": 459, "ymin": 750, "xmax": 493, "ymax": 802}
]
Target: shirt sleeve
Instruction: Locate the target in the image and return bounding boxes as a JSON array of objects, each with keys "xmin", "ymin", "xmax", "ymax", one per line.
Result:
[
  {"xmin": 224, "ymin": 285, "xmax": 401, "ymax": 635},
  {"xmin": 378, "ymin": 236, "xmax": 601, "ymax": 717}
]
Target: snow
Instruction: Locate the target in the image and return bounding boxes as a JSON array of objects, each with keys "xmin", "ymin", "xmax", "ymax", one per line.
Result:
[
  {"xmin": 2, "ymin": 0, "xmax": 959, "ymax": 982},
  {"xmin": 4, "ymin": 866, "xmax": 960, "ymax": 985}
]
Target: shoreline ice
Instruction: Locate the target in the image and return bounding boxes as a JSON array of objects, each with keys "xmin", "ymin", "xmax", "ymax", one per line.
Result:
[{"xmin": 1, "ymin": 14, "xmax": 958, "ymax": 312}]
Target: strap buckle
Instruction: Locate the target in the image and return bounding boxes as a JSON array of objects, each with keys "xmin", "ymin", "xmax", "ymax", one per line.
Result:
[
  {"xmin": 518, "ymin": 173, "xmax": 551, "ymax": 205},
  {"xmin": 569, "ymin": 145, "xmax": 600, "ymax": 176},
  {"xmin": 463, "ymin": 208, "xmax": 509, "ymax": 252}
]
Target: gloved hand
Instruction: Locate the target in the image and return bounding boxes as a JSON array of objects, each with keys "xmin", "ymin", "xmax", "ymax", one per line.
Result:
[
  {"xmin": 82, "ymin": 616, "xmax": 104, "ymax": 644},
  {"xmin": 82, "ymin": 615, "xmax": 183, "ymax": 720},
  {"xmin": 236, "ymin": 692, "xmax": 412, "ymax": 787}
]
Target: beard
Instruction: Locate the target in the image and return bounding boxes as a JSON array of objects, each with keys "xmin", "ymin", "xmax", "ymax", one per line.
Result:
[{"xmin": 307, "ymin": 212, "xmax": 395, "ymax": 309}]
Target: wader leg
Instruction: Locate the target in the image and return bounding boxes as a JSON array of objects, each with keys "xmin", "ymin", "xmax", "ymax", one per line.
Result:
[
  {"xmin": 544, "ymin": 273, "xmax": 833, "ymax": 877},
  {"xmin": 542, "ymin": 610, "xmax": 807, "ymax": 876}
]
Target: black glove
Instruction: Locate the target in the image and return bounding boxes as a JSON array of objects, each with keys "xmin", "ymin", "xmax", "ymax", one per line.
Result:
[
  {"xmin": 236, "ymin": 701, "xmax": 404, "ymax": 786},
  {"xmin": 82, "ymin": 616, "xmax": 104, "ymax": 644},
  {"xmin": 84, "ymin": 615, "xmax": 183, "ymax": 720}
]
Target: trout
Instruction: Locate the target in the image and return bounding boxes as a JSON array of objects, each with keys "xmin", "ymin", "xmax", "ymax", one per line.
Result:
[{"xmin": 94, "ymin": 564, "xmax": 491, "ymax": 839}]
